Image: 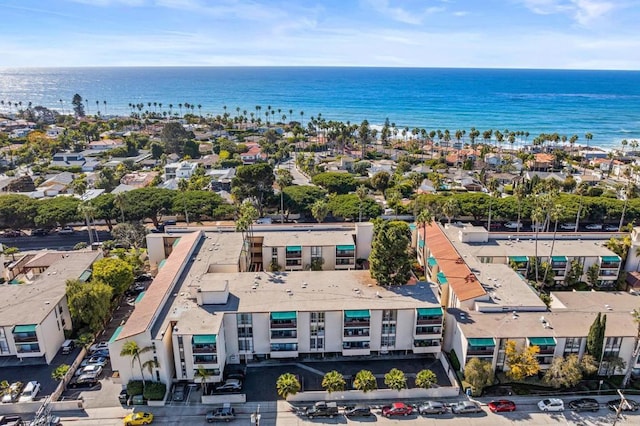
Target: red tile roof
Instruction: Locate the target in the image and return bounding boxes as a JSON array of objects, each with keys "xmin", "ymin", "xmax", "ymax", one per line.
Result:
[
  {"xmin": 420, "ymin": 223, "xmax": 486, "ymax": 301},
  {"xmin": 116, "ymin": 231, "xmax": 202, "ymax": 341}
]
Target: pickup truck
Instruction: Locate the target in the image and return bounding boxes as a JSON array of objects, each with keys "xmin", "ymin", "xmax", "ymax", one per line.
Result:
[{"xmin": 305, "ymin": 401, "xmax": 338, "ymax": 418}]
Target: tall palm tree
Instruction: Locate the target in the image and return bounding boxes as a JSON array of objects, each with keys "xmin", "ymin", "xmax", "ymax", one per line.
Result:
[
  {"xmin": 531, "ymin": 206, "xmax": 546, "ymax": 285},
  {"xmin": 114, "ymin": 192, "xmax": 126, "ymax": 223},
  {"xmin": 195, "ymin": 365, "xmax": 212, "ymax": 395},
  {"xmin": 486, "ymin": 178, "xmax": 499, "ymax": 231},
  {"xmin": 514, "ymin": 183, "xmax": 527, "ymax": 233},
  {"xmin": 618, "ymin": 181, "xmax": 636, "ymax": 231},
  {"xmin": 416, "ymin": 209, "xmax": 433, "ymax": 270},
  {"xmin": 178, "ymin": 178, "xmax": 190, "ymax": 225},
  {"xmin": 120, "ymin": 341, "xmax": 153, "ymax": 390},
  {"xmin": 356, "ymin": 185, "xmax": 368, "ymax": 223},
  {"xmin": 542, "ymin": 204, "xmax": 564, "ymax": 285}
]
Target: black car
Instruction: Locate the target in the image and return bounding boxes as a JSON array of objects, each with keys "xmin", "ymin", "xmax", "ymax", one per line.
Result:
[
  {"xmin": 31, "ymin": 228, "xmax": 49, "ymax": 236},
  {"xmin": 344, "ymin": 405, "xmax": 372, "ymax": 417},
  {"xmin": 607, "ymin": 398, "xmax": 639, "ymax": 412},
  {"xmin": 68, "ymin": 375, "xmax": 98, "ymax": 389},
  {"xmin": 568, "ymin": 398, "xmax": 599, "ymax": 412},
  {"xmin": 173, "ymin": 383, "xmax": 186, "ymax": 402},
  {"xmin": 118, "ymin": 389, "xmax": 129, "ymax": 405}
]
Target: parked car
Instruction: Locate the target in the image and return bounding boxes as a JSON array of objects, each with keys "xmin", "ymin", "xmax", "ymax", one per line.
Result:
[
  {"xmin": 305, "ymin": 401, "xmax": 338, "ymax": 418},
  {"xmin": 118, "ymin": 389, "xmax": 129, "ymax": 405},
  {"xmin": 418, "ymin": 401, "xmax": 447, "ymax": 415},
  {"xmin": 17, "ymin": 381, "xmax": 40, "ymax": 403},
  {"xmin": 92, "ymin": 349, "xmax": 110, "ymax": 359},
  {"xmin": 134, "ymin": 274, "xmax": 153, "ymax": 283},
  {"xmin": 0, "ymin": 415, "xmax": 23, "ymax": 426},
  {"xmin": 31, "ymin": 228, "xmax": 50, "ymax": 236},
  {"xmin": 123, "ymin": 411, "xmax": 154, "ymax": 425},
  {"xmin": 585, "ymin": 223, "xmax": 603, "ymax": 230},
  {"xmin": 382, "ymin": 402, "xmax": 413, "ymax": 417},
  {"xmin": 530, "ymin": 223, "xmax": 545, "ymax": 232},
  {"xmin": 58, "ymin": 226, "xmax": 74, "ymax": 235},
  {"xmin": 538, "ymin": 398, "xmax": 565, "ymax": 412},
  {"xmin": 504, "ymin": 221, "xmax": 523, "ymax": 230},
  {"xmin": 214, "ymin": 379, "xmax": 242, "ymax": 392},
  {"xmin": 1, "ymin": 382, "xmax": 23, "ymax": 403},
  {"xmin": 68, "ymin": 374, "xmax": 99, "ymax": 389},
  {"xmin": 344, "ymin": 405, "xmax": 372, "ymax": 417},
  {"xmin": 172, "ymin": 383, "xmax": 186, "ymax": 402},
  {"xmin": 89, "ymin": 342, "xmax": 109, "ymax": 353},
  {"xmin": 451, "ymin": 401, "xmax": 483, "ymax": 414},
  {"xmin": 80, "ymin": 356, "xmax": 108, "ymax": 368},
  {"xmin": 0, "ymin": 230, "xmax": 23, "ymax": 237},
  {"xmin": 607, "ymin": 398, "xmax": 639, "ymax": 412},
  {"xmin": 223, "ymin": 366, "xmax": 247, "ymax": 381},
  {"xmin": 206, "ymin": 404, "xmax": 235, "ymax": 422},
  {"xmin": 560, "ymin": 223, "xmax": 577, "ymax": 231},
  {"xmin": 568, "ymin": 398, "xmax": 599, "ymax": 412},
  {"xmin": 604, "ymin": 224, "xmax": 620, "ymax": 231},
  {"xmin": 488, "ymin": 399, "xmax": 516, "ymax": 413},
  {"xmin": 75, "ymin": 364, "xmax": 103, "ymax": 377}
]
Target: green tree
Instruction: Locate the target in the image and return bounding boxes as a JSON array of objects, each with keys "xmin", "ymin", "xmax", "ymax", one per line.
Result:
[
  {"xmin": 384, "ymin": 368, "xmax": 407, "ymax": 391},
  {"xmin": 369, "ymin": 220, "xmax": 411, "ymax": 286},
  {"xmin": 283, "ymin": 186, "xmax": 327, "ymax": 218},
  {"xmin": 586, "ymin": 313, "xmax": 606, "ymax": 359},
  {"xmin": 92, "ymin": 257, "xmax": 134, "ymax": 297},
  {"xmin": 415, "ymin": 369, "xmax": 437, "ymax": 389},
  {"xmin": 231, "ymin": 163, "xmax": 275, "ymax": 216},
  {"xmin": 321, "ymin": 370, "xmax": 346, "ymax": 393},
  {"xmin": 327, "ymin": 194, "xmax": 382, "ymax": 221},
  {"xmin": 171, "ymin": 191, "xmax": 226, "ymax": 222},
  {"xmin": 195, "ymin": 365, "xmax": 212, "ymax": 395},
  {"xmin": 311, "ymin": 199, "xmax": 329, "ymax": 223},
  {"xmin": 66, "ymin": 279, "xmax": 112, "ymax": 332},
  {"xmin": 311, "ymin": 172, "xmax": 357, "ymax": 194},
  {"xmin": 276, "ymin": 373, "xmax": 301, "ymax": 399},
  {"xmin": 120, "ymin": 341, "xmax": 154, "ymax": 390},
  {"xmin": 2, "ymin": 246, "xmax": 19, "ymax": 261},
  {"xmin": 442, "ymin": 198, "xmax": 460, "ymax": 224},
  {"xmin": 505, "ymin": 340, "xmax": 540, "ymax": 381},
  {"xmin": 72, "ymin": 94, "xmax": 85, "ymax": 117},
  {"xmin": 416, "ymin": 209, "xmax": 433, "ymax": 272},
  {"xmin": 464, "ymin": 358, "xmax": 494, "ymax": 392},
  {"xmin": 586, "ymin": 264, "xmax": 600, "ymax": 288},
  {"xmin": 353, "ymin": 369, "xmax": 377, "ymax": 392},
  {"xmin": 123, "ymin": 188, "xmax": 176, "ymax": 228},
  {"xmin": 52, "ymin": 364, "xmax": 70, "ymax": 381},
  {"xmin": 371, "ymin": 171, "xmax": 391, "ymax": 193},
  {"xmin": 35, "ymin": 196, "xmax": 81, "ymax": 227},
  {"xmin": 543, "ymin": 354, "xmax": 594, "ymax": 388},
  {"xmin": 160, "ymin": 121, "xmax": 191, "ymax": 154},
  {"xmin": 0, "ymin": 194, "xmax": 38, "ymax": 229}
]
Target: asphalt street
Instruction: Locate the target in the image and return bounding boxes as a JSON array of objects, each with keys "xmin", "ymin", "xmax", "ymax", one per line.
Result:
[{"xmin": 0, "ymin": 231, "xmax": 112, "ymax": 251}]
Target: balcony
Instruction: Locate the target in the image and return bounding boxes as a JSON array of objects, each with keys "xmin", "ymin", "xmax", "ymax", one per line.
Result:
[
  {"xmin": 271, "ymin": 330, "xmax": 297, "ymax": 339},
  {"xmin": 270, "ymin": 343, "xmax": 298, "ymax": 358},
  {"xmin": 600, "ymin": 256, "xmax": 621, "ymax": 269},
  {"xmin": 415, "ymin": 326, "xmax": 442, "ymax": 336},
  {"xmin": 192, "ymin": 344, "xmax": 217, "ymax": 354},
  {"xmin": 529, "ymin": 337, "xmax": 556, "ymax": 355},
  {"xmin": 336, "ymin": 245, "xmax": 355, "ymax": 258},
  {"xmin": 285, "ymin": 246, "xmax": 302, "ymax": 259},
  {"xmin": 599, "ymin": 270, "xmax": 618, "ymax": 278},
  {"xmin": 342, "ymin": 341, "xmax": 370, "ymax": 356},
  {"xmin": 271, "ymin": 312, "xmax": 297, "ymax": 329},
  {"xmin": 16, "ymin": 343, "xmax": 40, "ymax": 353},
  {"xmin": 413, "ymin": 339, "xmax": 441, "ymax": 353},
  {"xmin": 192, "ymin": 334, "xmax": 217, "ymax": 354},
  {"xmin": 416, "ymin": 307, "xmax": 443, "ymax": 325},
  {"xmin": 467, "ymin": 348, "xmax": 495, "ymax": 356},
  {"xmin": 344, "ymin": 310, "xmax": 370, "ymax": 327},
  {"xmin": 467, "ymin": 338, "xmax": 496, "ymax": 357},
  {"xmin": 344, "ymin": 328, "xmax": 370, "ymax": 338},
  {"xmin": 13, "ymin": 333, "xmax": 38, "ymax": 343},
  {"xmin": 193, "ymin": 355, "xmax": 218, "ymax": 364}
]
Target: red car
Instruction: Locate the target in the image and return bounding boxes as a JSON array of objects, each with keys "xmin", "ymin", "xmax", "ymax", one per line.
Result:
[
  {"xmin": 488, "ymin": 399, "xmax": 517, "ymax": 413},
  {"xmin": 382, "ymin": 402, "xmax": 413, "ymax": 417}
]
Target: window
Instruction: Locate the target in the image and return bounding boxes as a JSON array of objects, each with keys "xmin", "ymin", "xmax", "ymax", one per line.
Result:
[
  {"xmin": 310, "ymin": 312, "xmax": 325, "ymax": 323},
  {"xmin": 382, "ymin": 310, "xmax": 397, "ymax": 322},
  {"xmin": 194, "ymin": 354, "xmax": 217, "ymax": 363},
  {"xmin": 311, "ymin": 246, "xmax": 322, "ymax": 259},
  {"xmin": 564, "ymin": 337, "xmax": 581, "ymax": 354},
  {"xmin": 238, "ymin": 339, "xmax": 253, "ymax": 352},
  {"xmin": 271, "ymin": 247, "xmax": 278, "ymax": 256}
]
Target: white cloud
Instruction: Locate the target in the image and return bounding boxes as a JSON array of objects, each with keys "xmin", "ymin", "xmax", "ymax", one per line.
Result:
[
  {"xmin": 520, "ymin": 0, "xmax": 615, "ymax": 25},
  {"xmin": 453, "ymin": 11, "xmax": 469, "ymax": 17},
  {"xmin": 365, "ymin": 0, "xmax": 445, "ymax": 25},
  {"xmin": 572, "ymin": 0, "xmax": 614, "ymax": 25}
]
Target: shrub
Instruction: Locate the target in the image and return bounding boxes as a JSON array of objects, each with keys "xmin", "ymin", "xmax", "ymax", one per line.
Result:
[
  {"xmin": 143, "ymin": 381, "xmax": 167, "ymax": 400},
  {"xmin": 127, "ymin": 380, "xmax": 143, "ymax": 396}
]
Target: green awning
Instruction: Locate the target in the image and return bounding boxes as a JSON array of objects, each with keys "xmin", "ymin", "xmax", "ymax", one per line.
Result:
[
  {"xmin": 172, "ymin": 238, "xmax": 181, "ymax": 247},
  {"xmin": 417, "ymin": 307, "xmax": 443, "ymax": 316},
  {"xmin": 78, "ymin": 270, "xmax": 92, "ymax": 282},
  {"xmin": 418, "ymin": 240, "xmax": 425, "ymax": 248},
  {"xmin": 529, "ymin": 337, "xmax": 556, "ymax": 346},
  {"xmin": 344, "ymin": 310, "xmax": 370, "ymax": 319},
  {"xmin": 109, "ymin": 326, "xmax": 123, "ymax": 343},
  {"xmin": 158, "ymin": 259, "xmax": 166, "ymax": 269},
  {"xmin": 336, "ymin": 245, "xmax": 355, "ymax": 251},
  {"xmin": 468, "ymin": 338, "xmax": 495, "ymax": 347},
  {"xmin": 551, "ymin": 256, "xmax": 567, "ymax": 262},
  {"xmin": 270, "ymin": 311, "xmax": 297, "ymax": 320},
  {"xmin": 13, "ymin": 324, "xmax": 37, "ymax": 333},
  {"xmin": 601, "ymin": 256, "xmax": 620, "ymax": 262},
  {"xmin": 134, "ymin": 291, "xmax": 146, "ymax": 304},
  {"xmin": 509, "ymin": 256, "xmax": 528, "ymax": 263},
  {"xmin": 409, "ymin": 224, "xmax": 417, "ymax": 230},
  {"xmin": 286, "ymin": 246, "xmax": 302, "ymax": 252},
  {"xmin": 436, "ymin": 271, "xmax": 448, "ymax": 284},
  {"xmin": 427, "ymin": 257, "xmax": 438, "ymax": 267},
  {"xmin": 193, "ymin": 334, "xmax": 217, "ymax": 345}
]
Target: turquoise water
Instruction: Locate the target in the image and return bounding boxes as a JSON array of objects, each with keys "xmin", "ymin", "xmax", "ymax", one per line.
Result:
[{"xmin": 0, "ymin": 67, "xmax": 639, "ymax": 148}]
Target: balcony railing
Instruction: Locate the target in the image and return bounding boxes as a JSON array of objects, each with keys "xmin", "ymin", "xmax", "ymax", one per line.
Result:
[
  {"xmin": 344, "ymin": 329, "xmax": 370, "ymax": 337},
  {"xmin": 13, "ymin": 334, "xmax": 38, "ymax": 343},
  {"xmin": 601, "ymin": 262, "xmax": 620, "ymax": 269},
  {"xmin": 192, "ymin": 345, "xmax": 217, "ymax": 354},
  {"xmin": 271, "ymin": 330, "xmax": 297, "ymax": 339},
  {"xmin": 414, "ymin": 339, "xmax": 441, "ymax": 348},
  {"xmin": 467, "ymin": 348, "xmax": 495, "ymax": 356},
  {"xmin": 344, "ymin": 319, "xmax": 370, "ymax": 327},
  {"xmin": 416, "ymin": 327, "xmax": 441, "ymax": 335},
  {"xmin": 538, "ymin": 347, "xmax": 556, "ymax": 355},
  {"xmin": 270, "ymin": 343, "xmax": 298, "ymax": 352},
  {"xmin": 270, "ymin": 321, "xmax": 297, "ymax": 329},
  {"xmin": 193, "ymin": 355, "xmax": 218, "ymax": 364},
  {"xmin": 336, "ymin": 250, "xmax": 355, "ymax": 258},
  {"xmin": 551, "ymin": 262, "xmax": 567, "ymax": 269},
  {"xmin": 599, "ymin": 270, "xmax": 618, "ymax": 277},
  {"xmin": 285, "ymin": 252, "xmax": 302, "ymax": 259},
  {"xmin": 416, "ymin": 317, "xmax": 442, "ymax": 325},
  {"xmin": 16, "ymin": 344, "xmax": 40, "ymax": 353}
]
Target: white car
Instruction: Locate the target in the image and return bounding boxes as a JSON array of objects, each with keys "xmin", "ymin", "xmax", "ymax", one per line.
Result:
[
  {"xmin": 18, "ymin": 381, "xmax": 40, "ymax": 403},
  {"xmin": 89, "ymin": 342, "xmax": 109, "ymax": 353},
  {"xmin": 585, "ymin": 223, "xmax": 603, "ymax": 230},
  {"xmin": 560, "ymin": 223, "xmax": 577, "ymax": 231},
  {"xmin": 504, "ymin": 221, "xmax": 523, "ymax": 229},
  {"xmin": 604, "ymin": 224, "xmax": 619, "ymax": 231},
  {"xmin": 80, "ymin": 356, "xmax": 108, "ymax": 368},
  {"xmin": 75, "ymin": 364, "xmax": 103, "ymax": 377},
  {"xmin": 538, "ymin": 398, "xmax": 564, "ymax": 412},
  {"xmin": 58, "ymin": 226, "xmax": 74, "ymax": 235}
]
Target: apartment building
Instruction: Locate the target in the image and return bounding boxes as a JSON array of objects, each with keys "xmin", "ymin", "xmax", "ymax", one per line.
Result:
[
  {"xmin": 0, "ymin": 251, "xmax": 102, "ymax": 364},
  {"xmin": 109, "ymin": 226, "xmax": 444, "ymax": 387},
  {"xmin": 416, "ymin": 222, "xmax": 638, "ymax": 376}
]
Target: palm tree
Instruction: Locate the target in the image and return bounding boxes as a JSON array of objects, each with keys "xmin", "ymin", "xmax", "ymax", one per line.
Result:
[
  {"xmin": 178, "ymin": 178, "xmax": 190, "ymax": 225},
  {"xmin": 442, "ymin": 198, "xmax": 460, "ymax": 225},
  {"xmin": 276, "ymin": 373, "xmax": 300, "ymax": 399},
  {"xmin": 531, "ymin": 206, "xmax": 546, "ymax": 285},
  {"xmin": 2, "ymin": 246, "xmax": 19, "ymax": 261},
  {"xmin": 321, "ymin": 370, "xmax": 346, "ymax": 393},
  {"xmin": 415, "ymin": 369, "xmax": 437, "ymax": 389},
  {"xmin": 514, "ymin": 183, "xmax": 527, "ymax": 233},
  {"xmin": 384, "ymin": 368, "xmax": 407, "ymax": 391},
  {"xmin": 114, "ymin": 192, "xmax": 126, "ymax": 223},
  {"xmin": 416, "ymin": 209, "xmax": 433, "ymax": 270},
  {"xmin": 195, "ymin": 365, "xmax": 212, "ymax": 395},
  {"xmin": 353, "ymin": 369, "xmax": 377, "ymax": 392},
  {"xmin": 486, "ymin": 178, "xmax": 499, "ymax": 230},
  {"xmin": 543, "ymin": 204, "xmax": 565, "ymax": 284},
  {"xmin": 356, "ymin": 185, "xmax": 368, "ymax": 223},
  {"xmin": 311, "ymin": 199, "xmax": 329, "ymax": 223},
  {"xmin": 618, "ymin": 181, "xmax": 636, "ymax": 231},
  {"xmin": 120, "ymin": 341, "xmax": 153, "ymax": 390}
]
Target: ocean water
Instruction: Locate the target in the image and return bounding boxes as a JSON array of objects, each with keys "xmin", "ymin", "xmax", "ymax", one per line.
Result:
[{"xmin": 0, "ymin": 67, "xmax": 639, "ymax": 149}]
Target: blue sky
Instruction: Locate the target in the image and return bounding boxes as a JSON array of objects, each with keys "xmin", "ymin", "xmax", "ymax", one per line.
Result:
[{"xmin": 1, "ymin": 0, "xmax": 638, "ymax": 69}]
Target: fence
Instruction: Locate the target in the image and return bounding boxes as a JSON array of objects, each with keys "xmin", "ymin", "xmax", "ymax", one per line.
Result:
[{"xmin": 287, "ymin": 386, "xmax": 459, "ymax": 403}]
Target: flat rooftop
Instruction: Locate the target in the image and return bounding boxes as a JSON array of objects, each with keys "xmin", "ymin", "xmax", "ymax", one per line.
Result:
[
  {"xmin": 550, "ymin": 290, "xmax": 640, "ymax": 313},
  {"xmin": 255, "ymin": 230, "xmax": 356, "ymax": 247},
  {"xmin": 473, "ymin": 263, "xmax": 547, "ymax": 311},
  {"xmin": 0, "ymin": 251, "xmax": 101, "ymax": 326}
]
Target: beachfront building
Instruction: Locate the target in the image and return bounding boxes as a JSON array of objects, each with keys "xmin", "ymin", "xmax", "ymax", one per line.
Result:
[
  {"xmin": 0, "ymin": 250, "xmax": 102, "ymax": 364},
  {"xmin": 109, "ymin": 226, "xmax": 444, "ymax": 387},
  {"xmin": 415, "ymin": 222, "xmax": 637, "ymax": 376}
]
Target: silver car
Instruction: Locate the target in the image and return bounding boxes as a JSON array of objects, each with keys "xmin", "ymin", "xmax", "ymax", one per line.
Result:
[
  {"xmin": 451, "ymin": 401, "xmax": 483, "ymax": 414},
  {"xmin": 419, "ymin": 401, "xmax": 447, "ymax": 415}
]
